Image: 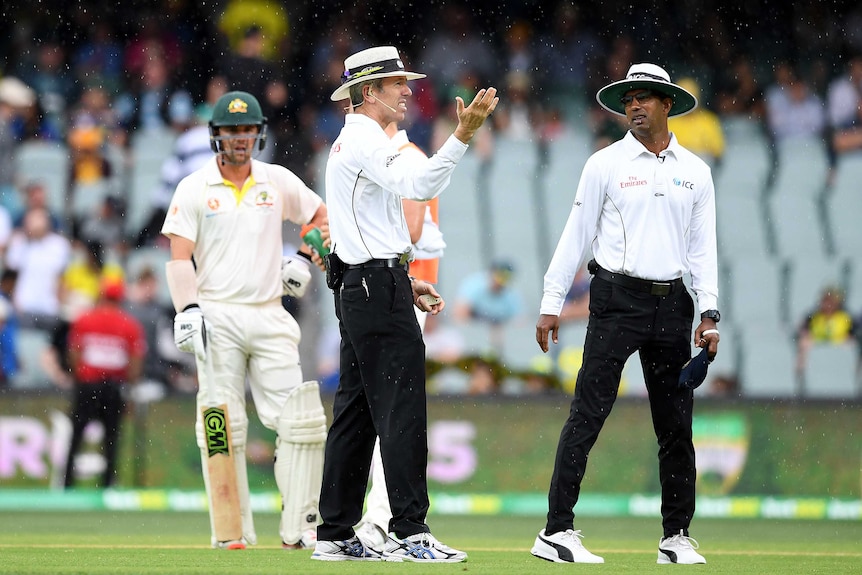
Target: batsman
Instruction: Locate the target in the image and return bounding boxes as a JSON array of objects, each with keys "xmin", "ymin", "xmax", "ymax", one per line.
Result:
[{"xmin": 162, "ymin": 90, "xmax": 328, "ymax": 550}]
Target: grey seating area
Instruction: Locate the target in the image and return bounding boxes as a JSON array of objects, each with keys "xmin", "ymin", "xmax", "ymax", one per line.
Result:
[{"xmin": 9, "ymin": 116, "xmax": 860, "ymax": 398}]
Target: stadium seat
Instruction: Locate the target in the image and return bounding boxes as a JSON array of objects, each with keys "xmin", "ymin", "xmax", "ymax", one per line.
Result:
[
  {"xmin": 737, "ymin": 323, "xmax": 798, "ymax": 398},
  {"xmin": 15, "ymin": 141, "xmax": 70, "ymax": 217},
  {"xmin": 485, "ymin": 137, "xmax": 543, "ymax": 314},
  {"xmin": 437, "ymin": 150, "xmax": 484, "ymax": 291},
  {"xmin": 725, "ymin": 255, "xmax": 787, "ymax": 328},
  {"xmin": 126, "ymin": 128, "xmax": 177, "ymax": 237},
  {"xmin": 716, "ymin": 194, "xmax": 770, "ymax": 259},
  {"xmin": 10, "ymin": 327, "xmax": 54, "ymax": 390},
  {"xmin": 825, "ymin": 151, "xmax": 862, "ymax": 258},
  {"xmin": 802, "ymin": 344, "xmax": 860, "ymax": 399},
  {"xmin": 764, "ymin": 137, "xmax": 830, "ymax": 258}
]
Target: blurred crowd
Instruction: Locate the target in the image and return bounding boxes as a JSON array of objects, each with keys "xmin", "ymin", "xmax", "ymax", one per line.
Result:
[{"xmin": 3, "ymin": 0, "xmax": 862, "ymax": 395}]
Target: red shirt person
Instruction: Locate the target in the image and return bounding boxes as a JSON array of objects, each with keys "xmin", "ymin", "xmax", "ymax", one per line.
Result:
[{"xmin": 63, "ymin": 277, "xmax": 146, "ymax": 488}]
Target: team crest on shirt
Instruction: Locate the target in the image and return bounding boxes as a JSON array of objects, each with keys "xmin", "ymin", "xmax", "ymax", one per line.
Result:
[
  {"xmin": 207, "ymin": 197, "xmax": 220, "ymax": 211},
  {"xmin": 254, "ymin": 190, "xmax": 274, "ymax": 208}
]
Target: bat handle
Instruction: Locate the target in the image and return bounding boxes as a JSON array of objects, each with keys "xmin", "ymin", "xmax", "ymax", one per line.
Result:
[{"xmin": 201, "ymin": 320, "xmax": 218, "ymax": 407}]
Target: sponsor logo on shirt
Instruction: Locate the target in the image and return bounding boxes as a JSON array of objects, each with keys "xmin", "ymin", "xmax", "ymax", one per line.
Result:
[
  {"xmin": 673, "ymin": 178, "xmax": 695, "ymax": 190},
  {"xmin": 620, "ymin": 175, "xmax": 648, "ymax": 188},
  {"xmin": 385, "ymin": 153, "xmax": 400, "ymax": 167}
]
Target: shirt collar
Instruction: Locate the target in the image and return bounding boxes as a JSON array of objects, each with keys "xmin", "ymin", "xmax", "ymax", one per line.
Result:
[
  {"xmin": 345, "ymin": 113, "xmax": 387, "ymax": 134},
  {"xmin": 622, "ymin": 130, "xmax": 681, "ymax": 161}
]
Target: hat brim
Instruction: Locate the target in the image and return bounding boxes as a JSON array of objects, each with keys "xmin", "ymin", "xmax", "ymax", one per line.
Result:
[
  {"xmin": 331, "ymin": 71, "xmax": 426, "ymax": 102},
  {"xmin": 678, "ymin": 347, "xmax": 711, "ymax": 390},
  {"xmin": 596, "ymin": 79, "xmax": 697, "ymax": 117}
]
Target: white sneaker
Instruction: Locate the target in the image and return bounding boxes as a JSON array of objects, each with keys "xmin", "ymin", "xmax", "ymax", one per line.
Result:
[
  {"xmin": 657, "ymin": 531, "xmax": 706, "ymax": 564},
  {"xmin": 310, "ymin": 536, "xmax": 382, "ymax": 561},
  {"xmin": 383, "ymin": 532, "xmax": 467, "ymax": 563},
  {"xmin": 355, "ymin": 522, "xmax": 388, "ymax": 552},
  {"xmin": 531, "ymin": 529, "xmax": 604, "ymax": 563}
]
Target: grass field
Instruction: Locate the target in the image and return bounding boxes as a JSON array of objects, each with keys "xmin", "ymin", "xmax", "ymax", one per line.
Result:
[{"xmin": 4, "ymin": 512, "xmax": 862, "ymax": 574}]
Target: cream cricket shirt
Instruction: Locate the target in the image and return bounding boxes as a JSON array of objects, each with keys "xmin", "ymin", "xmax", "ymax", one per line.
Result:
[
  {"xmin": 161, "ymin": 157, "xmax": 322, "ymax": 304},
  {"xmin": 325, "ymin": 114, "xmax": 467, "ymax": 265},
  {"xmin": 541, "ymin": 131, "xmax": 718, "ymax": 316}
]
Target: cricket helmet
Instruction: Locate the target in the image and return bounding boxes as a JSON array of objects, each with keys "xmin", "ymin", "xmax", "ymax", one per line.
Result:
[{"xmin": 209, "ymin": 91, "xmax": 267, "ymax": 152}]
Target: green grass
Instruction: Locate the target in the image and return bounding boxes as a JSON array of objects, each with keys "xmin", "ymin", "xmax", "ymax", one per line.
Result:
[{"xmin": 3, "ymin": 512, "xmax": 862, "ymax": 574}]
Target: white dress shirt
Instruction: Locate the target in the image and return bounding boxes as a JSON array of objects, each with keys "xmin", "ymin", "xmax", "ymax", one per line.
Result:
[
  {"xmin": 541, "ymin": 131, "xmax": 718, "ymax": 316},
  {"xmin": 325, "ymin": 114, "xmax": 467, "ymax": 264}
]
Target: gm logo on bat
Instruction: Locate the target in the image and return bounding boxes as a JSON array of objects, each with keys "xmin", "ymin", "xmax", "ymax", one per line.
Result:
[{"xmin": 203, "ymin": 406, "xmax": 230, "ymax": 457}]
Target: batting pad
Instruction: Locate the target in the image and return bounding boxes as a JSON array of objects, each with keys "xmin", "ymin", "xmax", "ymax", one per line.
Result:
[
  {"xmin": 195, "ymin": 388, "xmax": 257, "ymax": 547},
  {"xmin": 275, "ymin": 380, "xmax": 327, "ymax": 545}
]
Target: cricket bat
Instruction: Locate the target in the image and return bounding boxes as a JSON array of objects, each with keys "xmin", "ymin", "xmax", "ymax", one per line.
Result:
[{"xmin": 201, "ymin": 330, "xmax": 243, "ymax": 545}]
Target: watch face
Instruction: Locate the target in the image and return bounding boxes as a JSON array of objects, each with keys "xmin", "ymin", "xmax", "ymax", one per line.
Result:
[{"xmin": 703, "ymin": 310, "xmax": 720, "ymax": 322}]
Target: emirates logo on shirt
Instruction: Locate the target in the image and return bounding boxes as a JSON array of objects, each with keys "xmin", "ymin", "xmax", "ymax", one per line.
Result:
[{"xmin": 620, "ymin": 175, "xmax": 648, "ymax": 188}]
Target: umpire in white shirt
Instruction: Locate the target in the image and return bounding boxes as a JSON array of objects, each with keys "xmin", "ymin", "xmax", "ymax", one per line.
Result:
[
  {"xmin": 311, "ymin": 46, "xmax": 497, "ymax": 563},
  {"xmin": 530, "ymin": 64, "xmax": 719, "ymax": 566}
]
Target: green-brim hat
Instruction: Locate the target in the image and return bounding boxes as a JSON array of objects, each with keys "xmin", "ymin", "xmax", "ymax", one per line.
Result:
[{"xmin": 596, "ymin": 63, "xmax": 697, "ymax": 117}]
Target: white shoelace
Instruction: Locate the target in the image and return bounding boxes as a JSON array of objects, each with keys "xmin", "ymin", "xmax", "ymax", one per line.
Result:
[
  {"xmin": 664, "ymin": 532, "xmax": 699, "ymax": 550},
  {"xmin": 561, "ymin": 529, "xmax": 587, "ymax": 547}
]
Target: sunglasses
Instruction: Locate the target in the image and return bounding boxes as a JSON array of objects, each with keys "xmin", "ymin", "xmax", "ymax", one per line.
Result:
[{"xmin": 620, "ymin": 90, "xmax": 657, "ymax": 106}]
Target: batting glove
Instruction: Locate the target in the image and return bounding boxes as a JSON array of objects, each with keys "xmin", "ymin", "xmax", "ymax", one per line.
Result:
[
  {"xmin": 174, "ymin": 304, "xmax": 211, "ymax": 360},
  {"xmin": 282, "ymin": 253, "xmax": 312, "ymax": 298}
]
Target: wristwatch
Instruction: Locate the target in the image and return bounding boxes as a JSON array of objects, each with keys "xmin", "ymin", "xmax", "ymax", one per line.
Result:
[{"xmin": 700, "ymin": 309, "xmax": 721, "ymax": 323}]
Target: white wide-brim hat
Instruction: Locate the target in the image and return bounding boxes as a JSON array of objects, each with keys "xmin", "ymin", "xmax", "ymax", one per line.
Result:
[
  {"xmin": 330, "ymin": 45, "xmax": 426, "ymax": 102},
  {"xmin": 0, "ymin": 76, "xmax": 36, "ymax": 107},
  {"xmin": 596, "ymin": 63, "xmax": 697, "ymax": 117}
]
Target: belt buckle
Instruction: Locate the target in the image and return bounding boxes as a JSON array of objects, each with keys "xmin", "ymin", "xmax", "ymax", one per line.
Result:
[{"xmin": 651, "ymin": 282, "xmax": 671, "ymax": 296}]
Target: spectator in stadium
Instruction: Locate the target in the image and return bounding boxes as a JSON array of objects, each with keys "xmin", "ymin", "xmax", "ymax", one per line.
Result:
[
  {"xmin": 114, "ymin": 57, "xmax": 193, "ymax": 136},
  {"xmin": 0, "ymin": 77, "xmax": 36, "ymax": 216},
  {"xmin": 453, "ymin": 260, "xmax": 523, "ymax": 326},
  {"xmin": 558, "ymin": 266, "xmax": 591, "ymax": 324},
  {"xmin": 4, "ymin": 206, "xmax": 72, "ymax": 330},
  {"xmin": 0, "ymin": 269, "xmax": 19, "ymax": 386},
  {"xmin": 62, "ymin": 276, "xmax": 146, "ymax": 488},
  {"xmin": 535, "ymin": 2, "xmax": 602, "ymax": 116},
  {"xmin": 16, "ymin": 37, "xmax": 77, "ymax": 140},
  {"xmin": 795, "ymin": 285, "xmax": 856, "ymax": 376},
  {"xmin": 218, "ymin": 24, "xmax": 289, "ymax": 131},
  {"xmin": 826, "ymin": 52, "xmax": 862, "ymax": 158},
  {"xmin": 419, "ymin": 4, "xmax": 497, "ymax": 98},
  {"xmin": 12, "ymin": 180, "xmax": 63, "ymax": 232},
  {"xmin": 764, "ymin": 61, "xmax": 826, "ymax": 144},
  {"xmin": 667, "ymin": 77, "xmax": 725, "ymax": 168},
  {"xmin": 70, "ymin": 20, "xmax": 124, "ymax": 96},
  {"xmin": 714, "ymin": 54, "xmax": 765, "ymax": 120},
  {"xmin": 124, "ymin": 265, "xmax": 174, "ymax": 388}
]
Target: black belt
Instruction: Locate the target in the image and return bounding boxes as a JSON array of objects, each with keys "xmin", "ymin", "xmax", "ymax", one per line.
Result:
[
  {"xmin": 344, "ymin": 258, "xmax": 408, "ymax": 271},
  {"xmin": 591, "ymin": 263, "xmax": 682, "ymax": 296}
]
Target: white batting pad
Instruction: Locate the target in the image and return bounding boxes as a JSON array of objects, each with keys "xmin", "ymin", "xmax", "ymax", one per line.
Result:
[{"xmin": 274, "ymin": 380, "xmax": 327, "ymax": 545}]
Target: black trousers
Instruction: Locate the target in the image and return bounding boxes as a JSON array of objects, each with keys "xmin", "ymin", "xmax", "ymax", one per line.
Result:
[
  {"xmin": 318, "ymin": 266, "xmax": 430, "ymax": 540},
  {"xmin": 64, "ymin": 381, "xmax": 125, "ymax": 488},
  {"xmin": 545, "ymin": 275, "xmax": 696, "ymax": 537}
]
